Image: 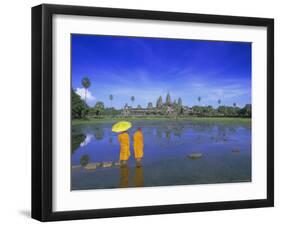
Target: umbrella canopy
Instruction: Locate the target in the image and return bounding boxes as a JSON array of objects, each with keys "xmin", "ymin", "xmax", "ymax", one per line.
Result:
[{"xmin": 112, "ymin": 121, "xmax": 132, "ymax": 133}]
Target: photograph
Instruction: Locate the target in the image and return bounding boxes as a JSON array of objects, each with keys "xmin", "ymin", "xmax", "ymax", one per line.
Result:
[
  {"xmin": 71, "ymin": 34, "xmax": 252, "ymax": 190},
  {"xmin": 30, "ymin": 3, "xmax": 274, "ymax": 221}
]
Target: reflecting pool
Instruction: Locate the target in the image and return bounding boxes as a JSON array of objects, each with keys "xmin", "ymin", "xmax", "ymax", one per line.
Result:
[{"xmin": 71, "ymin": 119, "xmax": 251, "ymax": 190}]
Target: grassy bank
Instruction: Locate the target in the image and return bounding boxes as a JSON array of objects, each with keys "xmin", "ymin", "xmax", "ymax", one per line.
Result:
[{"xmin": 72, "ymin": 116, "xmax": 251, "ymax": 126}]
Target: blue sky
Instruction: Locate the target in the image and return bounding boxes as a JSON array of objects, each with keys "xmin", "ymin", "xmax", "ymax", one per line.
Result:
[{"xmin": 72, "ymin": 34, "xmax": 251, "ymax": 109}]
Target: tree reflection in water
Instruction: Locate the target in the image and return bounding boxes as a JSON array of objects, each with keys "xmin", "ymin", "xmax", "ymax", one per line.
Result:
[
  {"xmin": 93, "ymin": 127, "xmax": 104, "ymax": 140},
  {"xmin": 173, "ymin": 125, "xmax": 184, "ymax": 138},
  {"xmin": 71, "ymin": 133, "xmax": 86, "ymax": 154},
  {"xmin": 156, "ymin": 127, "xmax": 162, "ymax": 139},
  {"xmin": 155, "ymin": 125, "xmax": 185, "ymax": 141},
  {"xmin": 80, "ymin": 154, "xmax": 90, "ymax": 167},
  {"xmin": 165, "ymin": 130, "xmax": 171, "ymax": 140}
]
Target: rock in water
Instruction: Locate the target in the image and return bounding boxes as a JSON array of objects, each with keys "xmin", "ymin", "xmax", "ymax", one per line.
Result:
[
  {"xmin": 114, "ymin": 162, "xmax": 121, "ymax": 167},
  {"xmin": 188, "ymin": 153, "xmax": 203, "ymax": 159},
  {"xmin": 84, "ymin": 163, "xmax": 97, "ymax": 170},
  {"xmin": 72, "ymin": 165, "xmax": 81, "ymax": 169},
  {"xmin": 231, "ymin": 149, "xmax": 240, "ymax": 153},
  {"xmin": 102, "ymin": 161, "xmax": 113, "ymax": 168},
  {"xmin": 84, "ymin": 162, "xmax": 102, "ymax": 170}
]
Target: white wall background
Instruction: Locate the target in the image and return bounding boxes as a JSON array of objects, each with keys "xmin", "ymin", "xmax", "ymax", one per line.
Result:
[{"xmin": 0, "ymin": 0, "xmax": 279, "ymax": 225}]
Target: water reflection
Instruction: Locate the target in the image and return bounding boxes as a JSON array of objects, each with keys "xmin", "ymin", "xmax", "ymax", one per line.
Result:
[
  {"xmin": 155, "ymin": 125, "xmax": 184, "ymax": 141},
  {"xmin": 71, "ymin": 120, "xmax": 251, "ymax": 190},
  {"xmin": 119, "ymin": 165, "xmax": 144, "ymax": 188},
  {"xmin": 119, "ymin": 165, "xmax": 129, "ymax": 188},
  {"xmin": 72, "ymin": 123, "xmax": 250, "ymax": 153},
  {"xmin": 71, "ymin": 127, "xmax": 106, "ymax": 154},
  {"xmin": 134, "ymin": 166, "xmax": 144, "ymax": 187},
  {"xmin": 165, "ymin": 130, "xmax": 171, "ymax": 140},
  {"xmin": 174, "ymin": 126, "xmax": 184, "ymax": 138},
  {"xmin": 72, "ymin": 122, "xmax": 247, "ymax": 151},
  {"xmin": 72, "ymin": 133, "xmax": 86, "ymax": 154},
  {"xmin": 156, "ymin": 127, "xmax": 162, "ymax": 139},
  {"xmin": 93, "ymin": 127, "xmax": 104, "ymax": 140},
  {"xmin": 80, "ymin": 154, "xmax": 90, "ymax": 167},
  {"xmin": 80, "ymin": 134, "xmax": 94, "ymax": 147}
]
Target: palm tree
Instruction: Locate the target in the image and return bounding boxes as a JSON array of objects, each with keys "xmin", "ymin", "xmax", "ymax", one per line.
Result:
[
  {"xmin": 109, "ymin": 94, "xmax": 113, "ymax": 108},
  {"xmin": 198, "ymin": 96, "xmax": 201, "ymax": 105},
  {"xmin": 131, "ymin": 96, "xmax": 135, "ymax": 108},
  {"xmin": 81, "ymin": 77, "xmax": 91, "ymax": 103},
  {"xmin": 218, "ymin": 99, "xmax": 221, "ymax": 106}
]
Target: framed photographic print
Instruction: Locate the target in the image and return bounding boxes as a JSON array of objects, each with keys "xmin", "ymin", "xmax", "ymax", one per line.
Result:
[{"xmin": 32, "ymin": 4, "xmax": 274, "ymax": 221}]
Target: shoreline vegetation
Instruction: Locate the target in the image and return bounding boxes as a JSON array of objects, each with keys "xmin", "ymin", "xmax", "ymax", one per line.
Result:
[
  {"xmin": 72, "ymin": 77, "xmax": 252, "ymax": 126},
  {"xmin": 72, "ymin": 116, "xmax": 251, "ymax": 126}
]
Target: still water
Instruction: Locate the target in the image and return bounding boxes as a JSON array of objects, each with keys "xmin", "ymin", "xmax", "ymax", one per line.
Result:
[{"xmin": 71, "ymin": 120, "xmax": 251, "ymax": 190}]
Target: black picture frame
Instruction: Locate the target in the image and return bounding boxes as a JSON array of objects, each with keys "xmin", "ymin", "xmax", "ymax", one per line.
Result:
[{"xmin": 32, "ymin": 4, "xmax": 274, "ymax": 222}]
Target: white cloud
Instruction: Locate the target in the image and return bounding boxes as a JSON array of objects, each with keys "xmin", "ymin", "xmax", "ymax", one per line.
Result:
[
  {"xmin": 80, "ymin": 134, "xmax": 93, "ymax": 147},
  {"xmin": 75, "ymin": 88, "xmax": 96, "ymax": 105},
  {"xmin": 188, "ymin": 82, "xmax": 250, "ymax": 107}
]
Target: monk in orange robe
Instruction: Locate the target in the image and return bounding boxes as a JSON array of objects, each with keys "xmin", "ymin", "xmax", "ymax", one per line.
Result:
[
  {"xmin": 133, "ymin": 128, "xmax": 144, "ymax": 166},
  {"xmin": 118, "ymin": 131, "xmax": 131, "ymax": 164}
]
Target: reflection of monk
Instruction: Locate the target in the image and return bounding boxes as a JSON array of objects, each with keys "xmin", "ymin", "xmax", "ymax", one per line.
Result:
[
  {"xmin": 134, "ymin": 166, "xmax": 144, "ymax": 187},
  {"xmin": 118, "ymin": 131, "xmax": 131, "ymax": 163},
  {"xmin": 119, "ymin": 165, "xmax": 129, "ymax": 188},
  {"xmin": 119, "ymin": 165, "xmax": 144, "ymax": 188},
  {"xmin": 133, "ymin": 128, "xmax": 144, "ymax": 164}
]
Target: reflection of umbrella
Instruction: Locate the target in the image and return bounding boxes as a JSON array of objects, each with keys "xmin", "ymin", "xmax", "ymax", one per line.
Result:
[{"xmin": 112, "ymin": 121, "xmax": 132, "ymax": 133}]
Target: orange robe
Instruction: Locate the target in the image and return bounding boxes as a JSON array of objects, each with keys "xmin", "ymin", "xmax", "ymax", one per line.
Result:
[
  {"xmin": 133, "ymin": 130, "xmax": 144, "ymax": 159},
  {"xmin": 118, "ymin": 132, "xmax": 131, "ymax": 161}
]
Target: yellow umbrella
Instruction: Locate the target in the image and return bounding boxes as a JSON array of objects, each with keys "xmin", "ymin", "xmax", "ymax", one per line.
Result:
[{"xmin": 112, "ymin": 121, "xmax": 132, "ymax": 133}]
